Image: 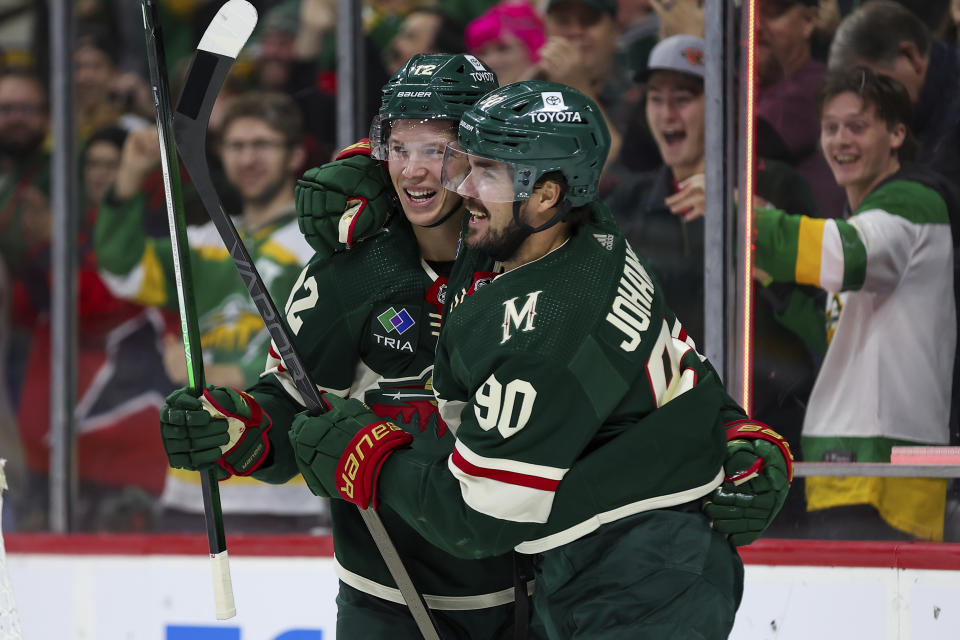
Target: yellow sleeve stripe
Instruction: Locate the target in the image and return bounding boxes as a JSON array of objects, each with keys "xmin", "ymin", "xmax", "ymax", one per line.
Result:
[
  {"xmin": 259, "ymin": 240, "xmax": 300, "ymax": 265},
  {"xmin": 195, "ymin": 245, "xmax": 230, "ymax": 261},
  {"xmin": 795, "ymin": 216, "xmax": 826, "ymax": 287},
  {"xmin": 134, "ymin": 242, "xmax": 168, "ymax": 307}
]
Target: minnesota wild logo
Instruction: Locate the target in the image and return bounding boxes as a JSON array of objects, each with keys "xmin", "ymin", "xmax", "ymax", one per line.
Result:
[{"xmin": 364, "ymin": 367, "xmax": 448, "ymax": 438}]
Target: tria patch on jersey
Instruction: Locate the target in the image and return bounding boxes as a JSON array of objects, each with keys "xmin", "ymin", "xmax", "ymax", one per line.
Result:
[
  {"xmin": 371, "ymin": 304, "xmax": 420, "ymax": 355},
  {"xmin": 373, "ymin": 334, "xmax": 415, "ymax": 352},
  {"xmin": 377, "ymin": 306, "xmax": 416, "ymax": 335}
]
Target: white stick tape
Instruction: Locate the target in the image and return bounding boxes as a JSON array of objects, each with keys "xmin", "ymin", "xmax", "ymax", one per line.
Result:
[{"xmin": 210, "ymin": 550, "xmax": 237, "ymax": 620}]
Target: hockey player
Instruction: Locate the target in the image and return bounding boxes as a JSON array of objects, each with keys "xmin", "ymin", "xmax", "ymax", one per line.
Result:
[
  {"xmin": 285, "ymin": 81, "xmax": 794, "ymax": 638},
  {"xmin": 159, "ymin": 55, "xmax": 542, "ymax": 638},
  {"xmin": 754, "ymin": 67, "xmax": 958, "ymax": 541}
]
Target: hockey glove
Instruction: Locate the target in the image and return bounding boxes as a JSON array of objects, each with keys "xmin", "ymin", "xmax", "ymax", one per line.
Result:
[
  {"xmin": 160, "ymin": 386, "xmax": 273, "ymax": 480},
  {"xmin": 702, "ymin": 421, "xmax": 793, "ymax": 546},
  {"xmin": 295, "ymin": 139, "xmax": 396, "ymax": 256},
  {"xmin": 290, "ymin": 392, "xmax": 412, "ymax": 508}
]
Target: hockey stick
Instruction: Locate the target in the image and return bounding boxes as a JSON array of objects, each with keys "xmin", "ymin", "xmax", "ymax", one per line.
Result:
[
  {"xmin": 171, "ymin": 2, "xmax": 441, "ymax": 638},
  {"xmin": 140, "ymin": 0, "xmax": 236, "ymax": 620}
]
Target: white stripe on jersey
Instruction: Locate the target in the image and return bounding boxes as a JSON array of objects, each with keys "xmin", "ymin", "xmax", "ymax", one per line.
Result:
[
  {"xmin": 448, "ymin": 440, "xmax": 567, "ymax": 524},
  {"xmin": 514, "ymin": 468, "xmax": 725, "ymax": 554},
  {"xmin": 99, "ymin": 262, "xmax": 145, "ymax": 299},
  {"xmin": 820, "ymin": 219, "xmax": 845, "ymax": 293}
]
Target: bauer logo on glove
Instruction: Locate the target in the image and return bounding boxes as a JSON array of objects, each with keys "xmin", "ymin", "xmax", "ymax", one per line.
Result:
[
  {"xmin": 290, "ymin": 392, "xmax": 413, "ymax": 508},
  {"xmin": 337, "ymin": 421, "xmax": 410, "ymax": 505}
]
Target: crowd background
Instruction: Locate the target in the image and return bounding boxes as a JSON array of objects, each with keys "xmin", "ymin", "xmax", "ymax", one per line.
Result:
[{"xmin": 0, "ymin": 0, "xmax": 958, "ymax": 544}]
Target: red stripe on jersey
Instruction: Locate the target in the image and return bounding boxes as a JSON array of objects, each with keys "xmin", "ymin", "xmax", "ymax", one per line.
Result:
[{"xmin": 451, "ymin": 448, "xmax": 561, "ymax": 491}]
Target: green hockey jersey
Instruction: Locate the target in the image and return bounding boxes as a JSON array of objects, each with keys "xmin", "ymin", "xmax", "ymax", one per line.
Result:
[
  {"xmin": 94, "ymin": 191, "xmax": 314, "ymax": 384},
  {"xmin": 755, "ymin": 166, "xmax": 956, "ymax": 540},
  {"xmin": 249, "ymin": 214, "xmax": 521, "ymax": 609},
  {"xmin": 93, "ymin": 190, "xmax": 322, "ymax": 516},
  {"xmin": 377, "ymin": 203, "xmax": 748, "ymax": 558}
]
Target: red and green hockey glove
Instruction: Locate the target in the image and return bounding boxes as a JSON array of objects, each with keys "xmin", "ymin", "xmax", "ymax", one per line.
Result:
[
  {"xmin": 289, "ymin": 392, "xmax": 412, "ymax": 508},
  {"xmin": 160, "ymin": 386, "xmax": 273, "ymax": 480},
  {"xmin": 702, "ymin": 421, "xmax": 793, "ymax": 546},
  {"xmin": 295, "ymin": 139, "xmax": 396, "ymax": 257}
]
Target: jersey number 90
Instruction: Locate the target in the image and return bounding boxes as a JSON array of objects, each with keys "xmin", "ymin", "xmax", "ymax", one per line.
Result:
[{"xmin": 474, "ymin": 373, "xmax": 537, "ymax": 439}]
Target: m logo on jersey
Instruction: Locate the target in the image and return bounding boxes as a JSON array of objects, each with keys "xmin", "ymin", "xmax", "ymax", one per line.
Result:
[{"xmin": 502, "ymin": 290, "xmax": 542, "ymax": 344}]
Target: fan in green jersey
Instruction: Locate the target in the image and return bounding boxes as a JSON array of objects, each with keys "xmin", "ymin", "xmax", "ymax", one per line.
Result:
[
  {"xmin": 289, "ymin": 80, "xmax": 794, "ymax": 639},
  {"xmin": 159, "ymin": 55, "xmax": 553, "ymax": 639},
  {"xmin": 755, "ymin": 67, "xmax": 958, "ymax": 541}
]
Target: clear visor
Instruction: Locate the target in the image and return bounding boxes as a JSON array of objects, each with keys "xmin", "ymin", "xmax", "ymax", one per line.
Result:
[
  {"xmin": 440, "ymin": 143, "xmax": 530, "ymax": 203},
  {"xmin": 369, "ymin": 115, "xmax": 455, "ymax": 164}
]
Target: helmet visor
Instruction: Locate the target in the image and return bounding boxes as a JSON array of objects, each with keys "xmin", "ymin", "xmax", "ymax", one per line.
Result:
[
  {"xmin": 440, "ymin": 144, "xmax": 531, "ymax": 203},
  {"xmin": 369, "ymin": 115, "xmax": 456, "ymax": 163}
]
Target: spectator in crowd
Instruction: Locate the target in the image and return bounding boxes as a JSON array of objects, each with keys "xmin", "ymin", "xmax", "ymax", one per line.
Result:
[
  {"xmin": 285, "ymin": 0, "xmax": 388, "ymax": 147},
  {"xmin": 253, "ymin": 1, "xmax": 321, "ymax": 95},
  {"xmin": 465, "ymin": 1, "xmax": 545, "ymax": 85},
  {"xmin": 93, "ymin": 92, "xmax": 326, "ymax": 533},
  {"xmin": 0, "ymin": 70, "xmax": 49, "ymax": 279},
  {"xmin": 539, "ymin": 0, "xmax": 620, "ymax": 101},
  {"xmin": 537, "ymin": 0, "xmax": 628, "ymax": 169},
  {"xmin": 364, "ymin": 0, "xmax": 433, "ymax": 51},
  {"xmin": 15, "ymin": 125, "xmax": 174, "ymax": 532},
  {"xmin": 939, "ymin": 0, "xmax": 960, "ymax": 45},
  {"xmin": 651, "ymin": 0, "xmax": 703, "ymax": 39},
  {"xmin": 74, "ymin": 28, "xmax": 152, "ymax": 140},
  {"xmin": 756, "ymin": 0, "xmax": 846, "ymax": 218},
  {"xmin": 383, "ymin": 7, "xmax": 467, "ymax": 75},
  {"xmin": 755, "ymin": 67, "xmax": 958, "ymax": 541},
  {"xmin": 829, "ymin": 0, "xmax": 960, "ymax": 185},
  {"xmin": 0, "ymin": 260, "xmax": 23, "ymax": 530},
  {"xmin": 0, "ymin": 70, "xmax": 50, "ymax": 408},
  {"xmin": 811, "ymin": 0, "xmax": 841, "ymax": 62},
  {"xmin": 619, "ymin": 0, "xmax": 660, "ymax": 78},
  {"xmin": 606, "ymin": 36, "xmax": 824, "ymax": 533}
]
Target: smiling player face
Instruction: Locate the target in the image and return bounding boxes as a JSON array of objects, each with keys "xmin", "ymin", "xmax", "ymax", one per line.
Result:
[{"xmin": 385, "ymin": 119, "xmax": 464, "ymax": 227}]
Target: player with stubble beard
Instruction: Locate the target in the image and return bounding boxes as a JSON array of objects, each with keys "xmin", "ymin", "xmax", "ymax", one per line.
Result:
[{"xmin": 283, "ymin": 80, "xmax": 794, "ymax": 639}]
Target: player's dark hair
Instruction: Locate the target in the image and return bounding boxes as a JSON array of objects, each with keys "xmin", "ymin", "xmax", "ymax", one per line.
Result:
[
  {"xmin": 829, "ymin": 0, "xmax": 931, "ymax": 69},
  {"xmin": 817, "ymin": 66, "xmax": 918, "ymax": 162},
  {"xmin": 220, "ymin": 91, "xmax": 304, "ymax": 146}
]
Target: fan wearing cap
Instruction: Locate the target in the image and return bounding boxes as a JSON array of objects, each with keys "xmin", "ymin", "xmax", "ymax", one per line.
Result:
[{"xmin": 609, "ymin": 35, "xmax": 824, "ymax": 532}]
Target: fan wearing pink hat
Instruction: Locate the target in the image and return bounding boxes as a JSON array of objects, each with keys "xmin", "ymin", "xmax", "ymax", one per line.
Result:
[{"xmin": 465, "ymin": 1, "xmax": 546, "ymax": 85}]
